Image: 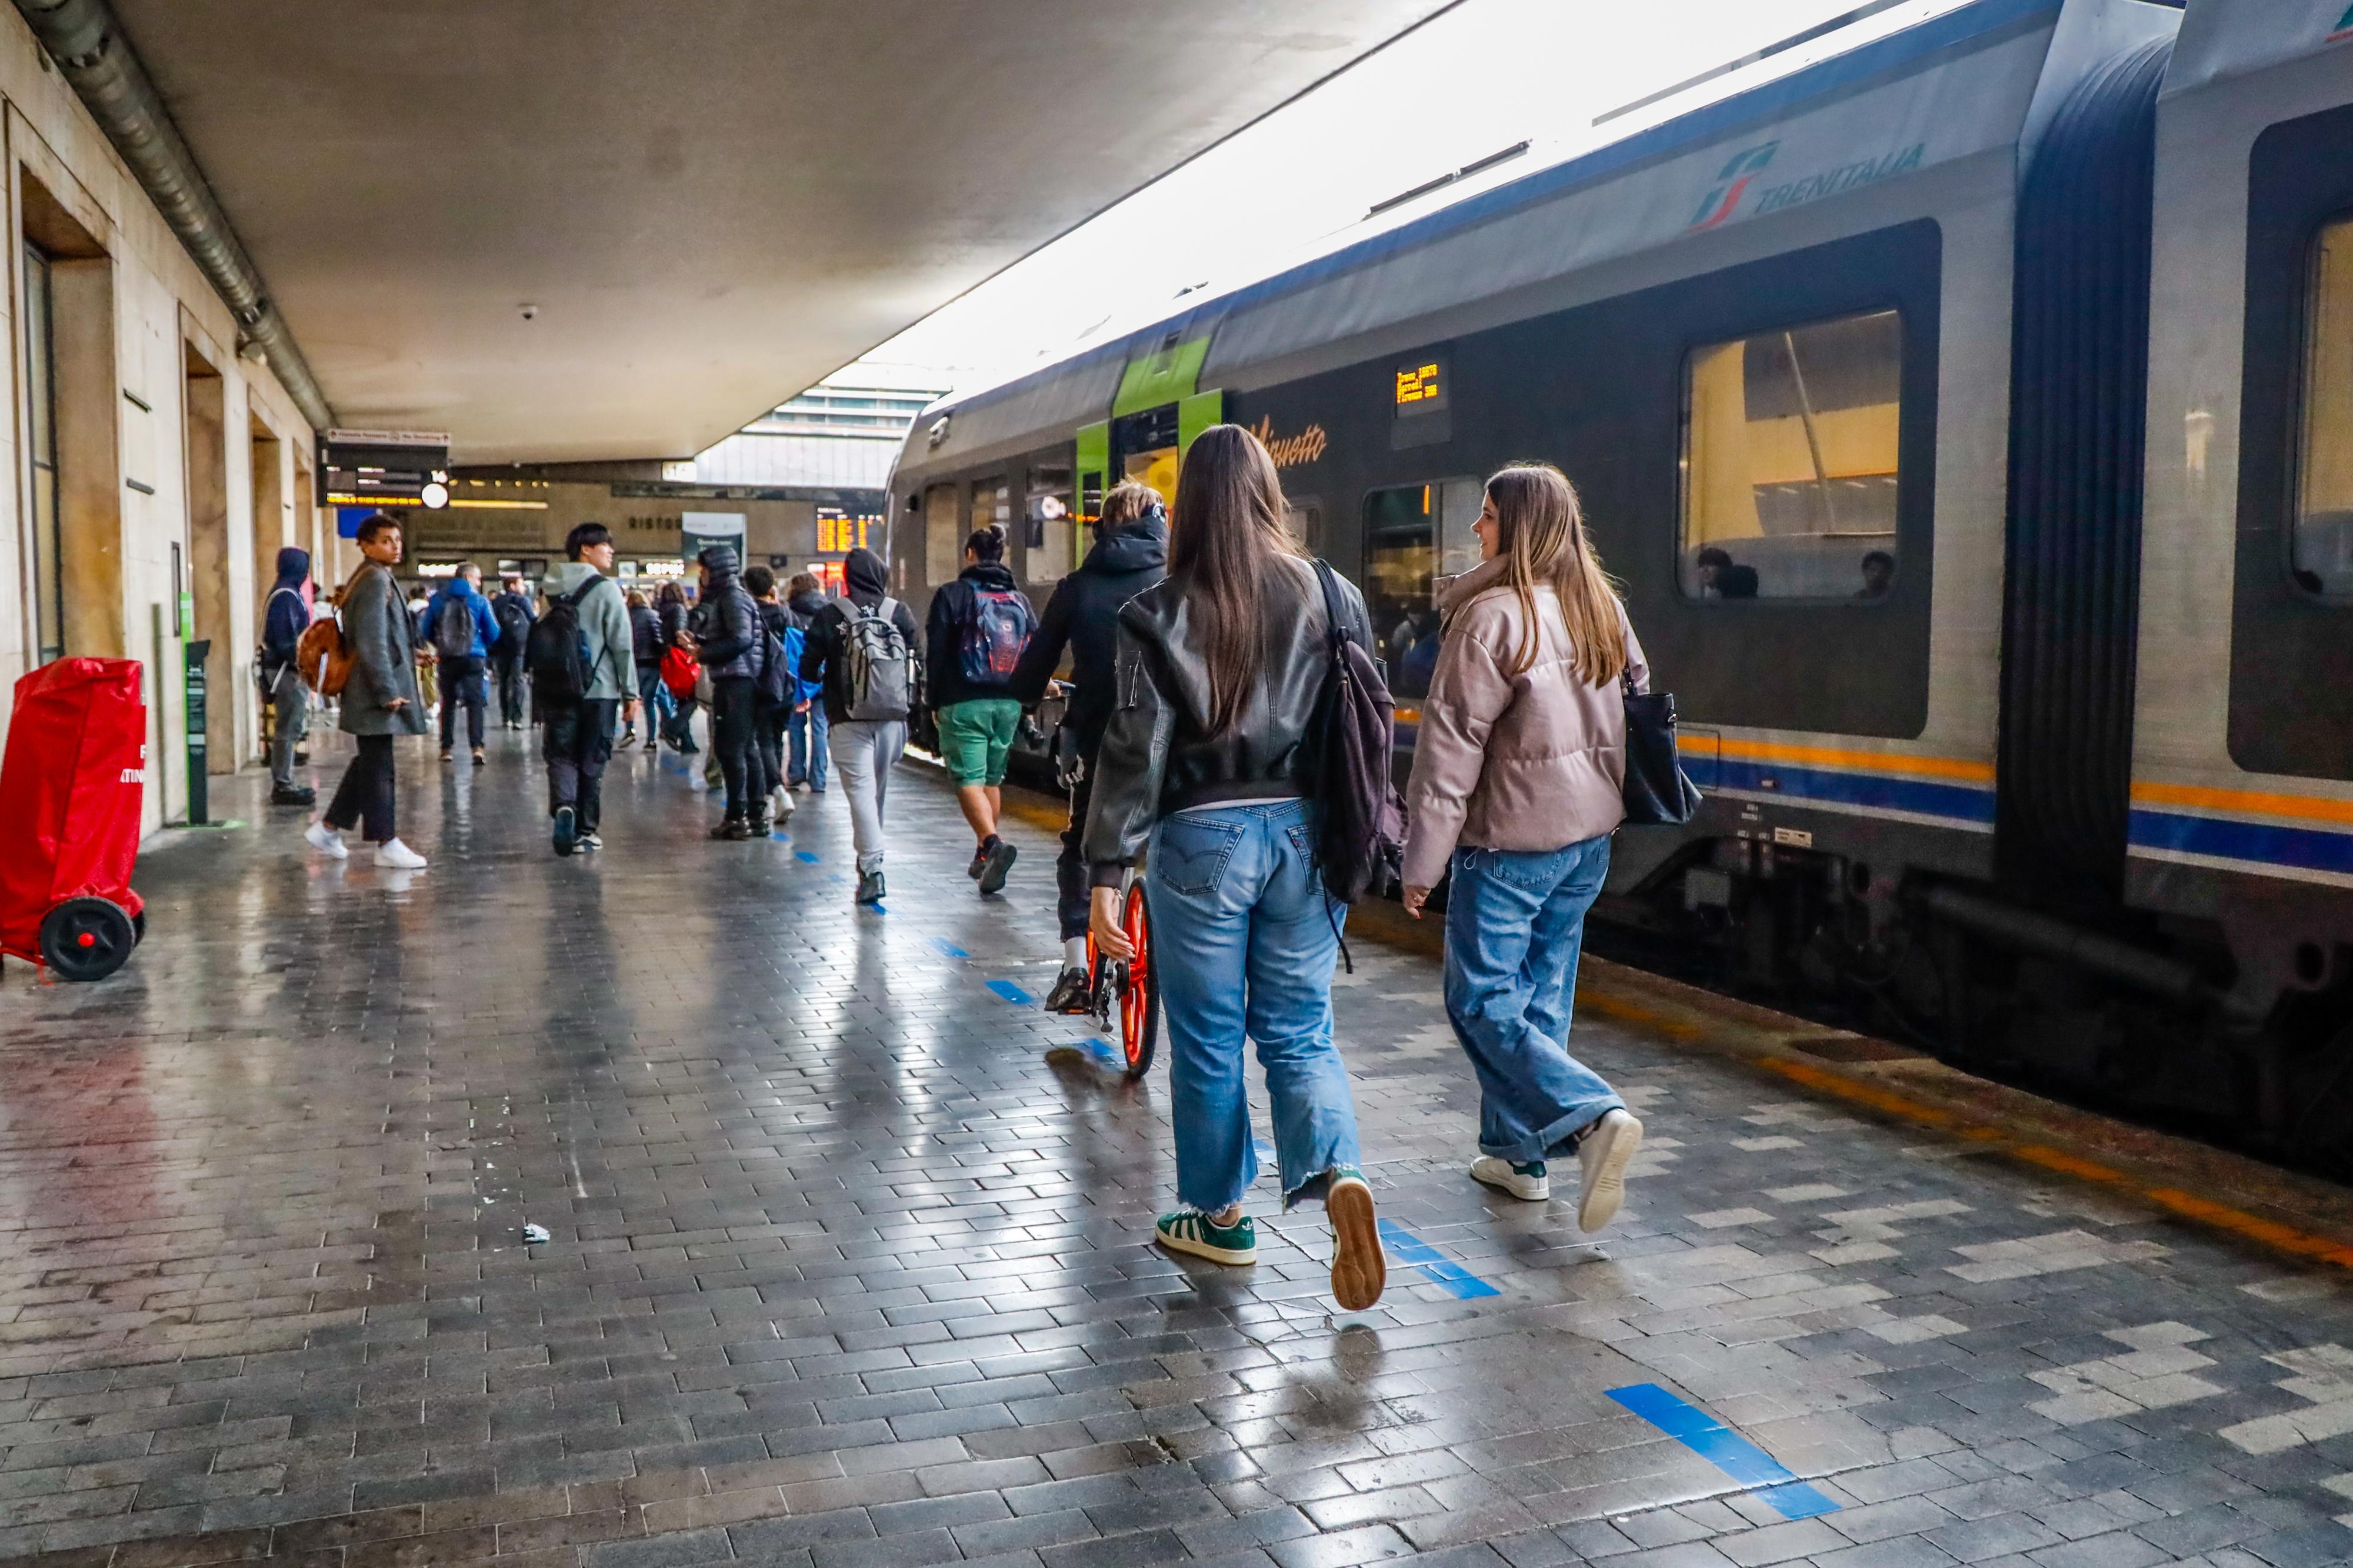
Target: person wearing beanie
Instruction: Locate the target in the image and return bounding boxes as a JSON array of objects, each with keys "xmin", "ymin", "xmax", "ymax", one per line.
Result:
[{"xmin": 799, "ymin": 547, "xmax": 921, "ymax": 902}]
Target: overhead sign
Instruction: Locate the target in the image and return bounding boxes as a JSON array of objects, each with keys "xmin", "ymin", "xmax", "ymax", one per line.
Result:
[
  {"xmin": 322, "ymin": 428, "xmax": 452, "ymax": 510},
  {"xmin": 681, "ymin": 511, "xmax": 746, "ymax": 563}
]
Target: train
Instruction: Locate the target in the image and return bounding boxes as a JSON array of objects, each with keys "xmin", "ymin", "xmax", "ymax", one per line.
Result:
[{"xmin": 881, "ymin": 0, "xmax": 2353, "ymax": 1170}]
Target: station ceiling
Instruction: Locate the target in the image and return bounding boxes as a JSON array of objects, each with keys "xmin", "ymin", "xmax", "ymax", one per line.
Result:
[{"xmin": 107, "ymin": 1, "xmax": 1455, "ymax": 466}]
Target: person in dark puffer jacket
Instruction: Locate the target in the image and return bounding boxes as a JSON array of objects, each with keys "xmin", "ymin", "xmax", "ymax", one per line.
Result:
[
  {"xmin": 259, "ymin": 546, "xmax": 315, "ymax": 806},
  {"xmin": 1008, "ymin": 481, "xmax": 1166, "ymax": 1008},
  {"xmin": 784, "ymin": 574, "xmax": 831, "ymax": 793},
  {"xmin": 690, "ymin": 544, "xmax": 769, "ymax": 839}
]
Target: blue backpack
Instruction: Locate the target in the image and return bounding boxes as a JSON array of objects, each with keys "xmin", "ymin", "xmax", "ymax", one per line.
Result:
[{"xmin": 958, "ymin": 588, "xmax": 1034, "ymax": 686}]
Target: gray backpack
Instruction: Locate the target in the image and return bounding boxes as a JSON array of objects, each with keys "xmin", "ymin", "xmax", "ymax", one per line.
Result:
[{"xmin": 842, "ymin": 597, "xmax": 911, "ymax": 722}]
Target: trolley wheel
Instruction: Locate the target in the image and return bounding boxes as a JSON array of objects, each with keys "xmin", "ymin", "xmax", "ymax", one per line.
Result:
[
  {"xmin": 39, "ymin": 898, "xmax": 135, "ymax": 982},
  {"xmin": 132, "ymin": 910, "xmax": 146, "ymax": 945},
  {"xmin": 1118, "ymin": 880, "xmax": 1158, "ymax": 1080}
]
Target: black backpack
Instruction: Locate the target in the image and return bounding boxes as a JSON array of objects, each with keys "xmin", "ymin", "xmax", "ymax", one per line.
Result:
[
  {"xmin": 493, "ymin": 594, "xmax": 530, "ymax": 648},
  {"xmin": 526, "ymin": 578, "xmax": 601, "ymax": 702},
  {"xmin": 755, "ymin": 614, "xmax": 792, "ymax": 706},
  {"xmin": 1308, "ymin": 560, "xmax": 1405, "ymax": 910},
  {"xmin": 431, "ymin": 592, "xmax": 476, "ymax": 659}
]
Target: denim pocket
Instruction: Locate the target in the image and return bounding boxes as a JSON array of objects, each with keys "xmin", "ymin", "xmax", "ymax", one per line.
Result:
[
  {"xmin": 1484, "ymin": 842, "xmax": 1578, "ymax": 893},
  {"xmin": 1155, "ymin": 816, "xmax": 1243, "ymax": 896}
]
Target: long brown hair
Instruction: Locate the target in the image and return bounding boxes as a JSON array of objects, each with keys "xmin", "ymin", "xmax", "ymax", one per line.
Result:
[
  {"xmin": 1484, "ymin": 462, "xmax": 1626, "ymax": 684},
  {"xmin": 1169, "ymin": 424, "xmax": 1308, "ymax": 733}
]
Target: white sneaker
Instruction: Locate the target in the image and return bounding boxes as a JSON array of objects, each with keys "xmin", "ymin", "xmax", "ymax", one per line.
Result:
[
  {"xmin": 771, "ymin": 786, "xmax": 795, "ymax": 818},
  {"xmin": 304, "ymin": 820, "xmax": 348, "ymax": 859},
  {"xmin": 1470, "ymin": 1155, "xmax": 1551, "ymax": 1202},
  {"xmin": 688, "ymin": 771, "xmax": 708, "ymax": 793},
  {"xmin": 1576, "ymin": 1109, "xmax": 1643, "ymax": 1233},
  {"xmin": 374, "ymin": 838, "xmax": 429, "ymax": 870}
]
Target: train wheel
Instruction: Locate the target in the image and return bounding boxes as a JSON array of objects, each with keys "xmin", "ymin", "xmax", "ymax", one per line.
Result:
[
  {"xmin": 39, "ymin": 898, "xmax": 135, "ymax": 982},
  {"xmin": 1119, "ymin": 880, "xmax": 1158, "ymax": 1079}
]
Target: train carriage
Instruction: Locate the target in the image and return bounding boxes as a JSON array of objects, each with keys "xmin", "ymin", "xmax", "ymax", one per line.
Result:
[{"xmin": 883, "ymin": 0, "xmax": 2353, "ymax": 1167}]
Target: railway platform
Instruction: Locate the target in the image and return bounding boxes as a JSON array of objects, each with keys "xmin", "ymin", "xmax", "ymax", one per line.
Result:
[{"xmin": 2, "ymin": 733, "xmax": 2351, "ymax": 1568}]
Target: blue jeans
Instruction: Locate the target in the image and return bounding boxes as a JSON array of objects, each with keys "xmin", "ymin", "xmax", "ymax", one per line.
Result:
[
  {"xmin": 1149, "ymin": 800, "xmax": 1359, "ymax": 1213},
  {"xmin": 1444, "ymin": 836, "xmax": 1626, "ymax": 1163},
  {"xmin": 788, "ymin": 702, "xmax": 829, "ymax": 790}
]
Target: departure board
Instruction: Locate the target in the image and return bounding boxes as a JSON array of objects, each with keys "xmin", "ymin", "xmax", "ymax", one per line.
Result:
[{"xmin": 1395, "ymin": 355, "xmax": 1449, "ymax": 415}]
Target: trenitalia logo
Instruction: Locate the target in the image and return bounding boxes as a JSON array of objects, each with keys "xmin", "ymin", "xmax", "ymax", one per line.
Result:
[
  {"xmin": 2332, "ymin": 4, "xmax": 2353, "ymax": 44},
  {"xmin": 1689, "ymin": 143, "xmax": 1779, "ymax": 229}
]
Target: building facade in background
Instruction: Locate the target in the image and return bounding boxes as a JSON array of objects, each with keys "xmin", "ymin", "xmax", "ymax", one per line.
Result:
[
  {"xmin": 0, "ymin": 9, "xmax": 319, "ymax": 834},
  {"xmin": 691, "ymin": 364, "xmax": 949, "ymax": 490}
]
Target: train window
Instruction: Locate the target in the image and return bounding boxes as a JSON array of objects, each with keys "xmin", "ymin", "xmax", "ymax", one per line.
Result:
[
  {"xmin": 924, "ymin": 483, "xmax": 961, "ymax": 588},
  {"xmin": 970, "ymin": 476, "xmax": 1009, "ymax": 541},
  {"xmin": 1026, "ymin": 463, "xmax": 1075, "ymax": 586},
  {"xmin": 1362, "ymin": 479, "xmax": 1480, "ymax": 700},
  {"xmin": 2295, "ymin": 216, "xmax": 2353, "ymax": 597},
  {"xmin": 1680, "ymin": 308, "xmax": 1902, "ymax": 600}
]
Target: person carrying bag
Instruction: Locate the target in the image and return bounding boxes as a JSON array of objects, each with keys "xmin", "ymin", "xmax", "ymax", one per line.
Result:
[{"xmin": 1399, "ymin": 462, "xmax": 1649, "ymax": 1233}]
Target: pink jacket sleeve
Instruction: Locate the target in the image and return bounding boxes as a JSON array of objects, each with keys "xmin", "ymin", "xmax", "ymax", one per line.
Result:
[{"xmin": 1400, "ymin": 625, "xmax": 1516, "ymax": 889}]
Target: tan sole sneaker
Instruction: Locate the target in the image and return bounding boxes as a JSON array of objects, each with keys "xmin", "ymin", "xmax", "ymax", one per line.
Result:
[
  {"xmin": 1327, "ymin": 1172, "xmax": 1385, "ymax": 1310},
  {"xmin": 1577, "ymin": 1109, "xmax": 1644, "ymax": 1233}
]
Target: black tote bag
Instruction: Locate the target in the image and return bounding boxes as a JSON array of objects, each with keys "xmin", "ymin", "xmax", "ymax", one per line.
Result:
[{"xmin": 1621, "ymin": 679, "xmax": 1702, "ymax": 826}]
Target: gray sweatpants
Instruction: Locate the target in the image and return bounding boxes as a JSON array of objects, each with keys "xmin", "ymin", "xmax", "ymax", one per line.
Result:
[
  {"xmin": 827, "ymin": 718, "xmax": 906, "ymax": 876},
  {"xmin": 268, "ymin": 666, "xmax": 308, "ymax": 788}
]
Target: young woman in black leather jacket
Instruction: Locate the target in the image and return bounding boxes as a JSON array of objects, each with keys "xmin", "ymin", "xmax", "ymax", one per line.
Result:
[{"xmin": 1084, "ymin": 424, "xmax": 1385, "ymax": 1312}]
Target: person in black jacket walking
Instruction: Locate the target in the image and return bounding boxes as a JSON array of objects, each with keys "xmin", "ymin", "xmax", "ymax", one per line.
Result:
[
  {"xmin": 1008, "ymin": 482, "xmax": 1166, "ymax": 1006},
  {"xmin": 489, "ymin": 576, "xmax": 536, "ymax": 729},
  {"xmin": 1084, "ymin": 425, "xmax": 1384, "ymax": 1312},
  {"xmin": 259, "ymin": 546, "xmax": 315, "ymax": 806},
  {"xmin": 926, "ymin": 528, "xmax": 1034, "ymax": 895},
  {"xmin": 690, "ymin": 544, "xmax": 769, "ymax": 839},
  {"xmin": 626, "ymin": 589, "xmax": 665, "ymax": 750}
]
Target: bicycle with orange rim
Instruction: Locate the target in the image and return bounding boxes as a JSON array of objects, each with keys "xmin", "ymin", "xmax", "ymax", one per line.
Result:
[{"xmin": 1085, "ymin": 867, "xmax": 1158, "ymax": 1080}]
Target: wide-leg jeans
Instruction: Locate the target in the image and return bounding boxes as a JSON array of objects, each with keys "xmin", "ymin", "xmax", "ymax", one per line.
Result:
[
  {"xmin": 1148, "ymin": 799, "xmax": 1360, "ymax": 1214},
  {"xmin": 1443, "ymin": 835, "xmax": 1626, "ymax": 1163}
]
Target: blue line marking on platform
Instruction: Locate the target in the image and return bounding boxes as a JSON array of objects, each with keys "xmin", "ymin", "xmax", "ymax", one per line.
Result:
[
  {"xmin": 932, "ymin": 938, "xmax": 968, "ymax": 959},
  {"xmin": 1375, "ymin": 1219, "xmax": 1499, "ymax": 1300},
  {"xmin": 771, "ymin": 830, "xmax": 791, "ymax": 842},
  {"xmin": 1607, "ymin": 1384, "xmax": 1840, "ymax": 1519},
  {"xmin": 795, "ymin": 852, "xmax": 820, "ymax": 863},
  {"xmin": 986, "ymin": 980, "xmax": 1033, "ymax": 1005}
]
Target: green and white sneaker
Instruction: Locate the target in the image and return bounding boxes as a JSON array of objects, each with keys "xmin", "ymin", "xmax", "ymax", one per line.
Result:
[
  {"xmin": 1156, "ymin": 1209, "xmax": 1257, "ymax": 1265},
  {"xmin": 1469, "ymin": 1155, "xmax": 1550, "ymax": 1202}
]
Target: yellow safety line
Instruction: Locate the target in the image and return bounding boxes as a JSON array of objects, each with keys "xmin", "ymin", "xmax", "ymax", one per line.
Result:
[
  {"xmin": 2131, "ymin": 779, "xmax": 2353, "ymax": 828},
  {"xmin": 1688, "ymin": 735, "xmax": 1996, "ymax": 785},
  {"xmin": 1575, "ymin": 990, "xmax": 2353, "ymax": 1271}
]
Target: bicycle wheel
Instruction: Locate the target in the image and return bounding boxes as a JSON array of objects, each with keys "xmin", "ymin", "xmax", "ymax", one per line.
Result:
[{"xmin": 1119, "ymin": 880, "xmax": 1158, "ymax": 1079}]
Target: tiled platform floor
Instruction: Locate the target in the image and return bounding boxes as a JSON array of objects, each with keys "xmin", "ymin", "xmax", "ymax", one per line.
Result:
[{"xmin": 3, "ymin": 728, "xmax": 2353, "ymax": 1567}]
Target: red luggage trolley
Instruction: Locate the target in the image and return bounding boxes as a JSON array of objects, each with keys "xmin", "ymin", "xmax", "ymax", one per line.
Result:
[{"xmin": 0, "ymin": 658, "xmax": 148, "ymax": 982}]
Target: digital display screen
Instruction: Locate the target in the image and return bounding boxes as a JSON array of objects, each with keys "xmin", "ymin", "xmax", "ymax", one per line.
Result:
[
  {"xmin": 816, "ymin": 509, "xmax": 876, "ymax": 553},
  {"xmin": 1395, "ymin": 357, "xmax": 1448, "ymax": 414}
]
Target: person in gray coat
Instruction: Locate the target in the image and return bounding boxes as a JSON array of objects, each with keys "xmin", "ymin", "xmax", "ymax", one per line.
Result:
[{"xmin": 308, "ymin": 512, "xmax": 431, "ymax": 869}]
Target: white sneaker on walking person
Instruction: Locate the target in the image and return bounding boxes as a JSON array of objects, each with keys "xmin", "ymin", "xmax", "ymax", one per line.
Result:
[
  {"xmin": 374, "ymin": 838, "xmax": 429, "ymax": 870},
  {"xmin": 304, "ymin": 819, "xmax": 347, "ymax": 859},
  {"xmin": 1469, "ymin": 1155, "xmax": 1550, "ymax": 1202},
  {"xmin": 1575, "ymin": 1109, "xmax": 1642, "ymax": 1232}
]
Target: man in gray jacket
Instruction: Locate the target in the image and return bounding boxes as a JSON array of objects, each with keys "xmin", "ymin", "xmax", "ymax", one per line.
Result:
[
  {"xmin": 541, "ymin": 523, "xmax": 641, "ymax": 856},
  {"xmin": 307, "ymin": 513, "xmax": 430, "ymax": 869}
]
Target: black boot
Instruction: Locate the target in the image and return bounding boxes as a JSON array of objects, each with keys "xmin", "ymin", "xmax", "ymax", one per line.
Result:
[{"xmin": 855, "ymin": 870, "xmax": 886, "ymax": 905}]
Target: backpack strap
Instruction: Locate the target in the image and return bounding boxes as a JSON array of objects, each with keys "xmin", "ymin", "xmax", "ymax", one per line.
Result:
[{"xmin": 1310, "ymin": 558, "xmax": 1351, "ymax": 660}]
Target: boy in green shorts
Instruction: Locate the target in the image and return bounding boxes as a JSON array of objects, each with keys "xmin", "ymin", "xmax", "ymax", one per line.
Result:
[{"xmin": 925, "ymin": 528, "xmax": 1036, "ymax": 895}]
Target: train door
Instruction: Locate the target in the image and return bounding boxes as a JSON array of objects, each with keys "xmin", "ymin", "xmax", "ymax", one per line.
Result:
[{"xmin": 1360, "ymin": 478, "xmax": 1479, "ymax": 706}]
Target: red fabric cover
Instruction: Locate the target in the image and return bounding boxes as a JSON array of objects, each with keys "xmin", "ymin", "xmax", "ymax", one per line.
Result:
[
  {"xmin": 661, "ymin": 645, "xmax": 702, "ymax": 700},
  {"xmin": 0, "ymin": 658, "xmax": 146, "ymax": 961}
]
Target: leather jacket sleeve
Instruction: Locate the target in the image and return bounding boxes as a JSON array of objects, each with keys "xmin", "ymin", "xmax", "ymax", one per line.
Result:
[{"xmin": 1081, "ymin": 616, "xmax": 1175, "ymax": 885}]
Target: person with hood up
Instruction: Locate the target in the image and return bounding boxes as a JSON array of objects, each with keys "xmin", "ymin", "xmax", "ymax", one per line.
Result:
[
  {"xmin": 1008, "ymin": 481, "xmax": 1167, "ymax": 1007},
  {"xmin": 306, "ymin": 513, "xmax": 430, "ymax": 869},
  {"xmin": 799, "ymin": 546, "xmax": 921, "ymax": 903},
  {"xmin": 689, "ymin": 543, "xmax": 771, "ymax": 839},
  {"xmin": 784, "ymin": 572, "xmax": 830, "ymax": 793},
  {"xmin": 259, "ymin": 545, "xmax": 315, "ymax": 806},
  {"xmin": 421, "ymin": 562, "xmax": 501, "ymax": 765},
  {"xmin": 489, "ymin": 575, "xmax": 536, "ymax": 729},
  {"xmin": 925, "ymin": 526, "xmax": 1034, "ymax": 896},
  {"xmin": 541, "ymin": 523, "xmax": 641, "ymax": 856}
]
